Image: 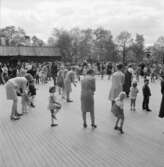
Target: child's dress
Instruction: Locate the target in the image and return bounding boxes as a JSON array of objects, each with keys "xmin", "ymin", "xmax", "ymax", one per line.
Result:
[
  {"xmin": 129, "ymin": 87, "xmax": 139, "ymax": 100},
  {"xmin": 111, "ymin": 97, "xmax": 124, "ymax": 119},
  {"xmin": 48, "ymin": 94, "xmax": 61, "ymax": 111}
]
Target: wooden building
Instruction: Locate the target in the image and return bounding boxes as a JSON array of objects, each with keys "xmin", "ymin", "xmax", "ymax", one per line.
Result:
[{"xmin": 0, "ymin": 46, "xmax": 61, "ymax": 63}]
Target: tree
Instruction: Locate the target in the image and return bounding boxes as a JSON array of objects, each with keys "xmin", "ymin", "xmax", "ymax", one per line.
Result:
[
  {"xmin": 31, "ymin": 36, "xmax": 45, "ymax": 46},
  {"xmin": 94, "ymin": 28, "xmax": 115, "ymax": 61},
  {"xmin": 69, "ymin": 28, "xmax": 82, "ymax": 62},
  {"xmin": 152, "ymin": 36, "xmax": 164, "ymax": 63},
  {"xmin": 47, "ymin": 37, "xmax": 56, "ymax": 46},
  {"xmin": 130, "ymin": 34, "xmax": 145, "ymax": 62},
  {"xmin": 116, "ymin": 31, "xmax": 132, "ymax": 64},
  {"xmin": 0, "ymin": 26, "xmax": 28, "ymax": 46},
  {"xmin": 53, "ymin": 29, "xmax": 73, "ymax": 62},
  {"xmin": 78, "ymin": 29, "xmax": 94, "ymax": 62}
]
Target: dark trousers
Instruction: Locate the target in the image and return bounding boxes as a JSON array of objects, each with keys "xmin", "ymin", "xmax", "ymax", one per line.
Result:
[
  {"xmin": 142, "ymin": 96, "xmax": 150, "ymax": 110},
  {"xmin": 53, "ymin": 76, "xmax": 57, "ymax": 86},
  {"xmin": 36, "ymin": 76, "xmax": 39, "ymax": 84}
]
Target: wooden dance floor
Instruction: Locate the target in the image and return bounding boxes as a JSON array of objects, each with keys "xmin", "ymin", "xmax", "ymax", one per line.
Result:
[{"xmin": 0, "ymin": 77, "xmax": 164, "ymax": 167}]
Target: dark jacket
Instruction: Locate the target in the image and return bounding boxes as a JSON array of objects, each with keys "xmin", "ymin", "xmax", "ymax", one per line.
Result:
[
  {"xmin": 159, "ymin": 80, "xmax": 164, "ymax": 118},
  {"xmin": 142, "ymin": 84, "xmax": 151, "ymax": 97}
]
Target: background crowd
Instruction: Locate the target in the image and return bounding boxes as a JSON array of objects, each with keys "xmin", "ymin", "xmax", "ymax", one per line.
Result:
[{"xmin": 1, "ymin": 60, "xmax": 164, "ymax": 133}]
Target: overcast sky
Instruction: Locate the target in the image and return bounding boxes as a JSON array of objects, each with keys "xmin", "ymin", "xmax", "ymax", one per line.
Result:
[{"xmin": 1, "ymin": 0, "xmax": 164, "ymax": 45}]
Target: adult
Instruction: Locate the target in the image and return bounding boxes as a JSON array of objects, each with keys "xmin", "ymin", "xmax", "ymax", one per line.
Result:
[
  {"xmin": 100, "ymin": 62, "xmax": 106, "ymax": 79},
  {"xmin": 51, "ymin": 62, "xmax": 58, "ymax": 86},
  {"xmin": 81, "ymin": 69, "xmax": 97, "ymax": 128},
  {"xmin": 109, "ymin": 63, "xmax": 125, "ymax": 107},
  {"xmin": 8, "ymin": 65, "xmax": 17, "ymax": 79},
  {"xmin": 56, "ymin": 66, "xmax": 65, "ymax": 97},
  {"xmin": 5, "ymin": 73, "xmax": 33, "ymax": 120},
  {"xmin": 1, "ymin": 65, "xmax": 9, "ymax": 84},
  {"xmin": 0, "ymin": 64, "xmax": 3, "ymax": 84},
  {"xmin": 27, "ymin": 65, "xmax": 37, "ymax": 79},
  {"xmin": 106, "ymin": 62, "xmax": 113, "ymax": 80},
  {"xmin": 64, "ymin": 67, "xmax": 76, "ymax": 102},
  {"xmin": 123, "ymin": 66, "xmax": 133, "ymax": 97},
  {"xmin": 159, "ymin": 75, "xmax": 164, "ymax": 118}
]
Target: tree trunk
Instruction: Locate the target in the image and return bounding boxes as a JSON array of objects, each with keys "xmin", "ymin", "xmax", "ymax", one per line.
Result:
[{"xmin": 123, "ymin": 43, "xmax": 126, "ymax": 65}]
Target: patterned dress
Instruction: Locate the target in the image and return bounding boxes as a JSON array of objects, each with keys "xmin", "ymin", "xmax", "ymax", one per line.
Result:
[{"xmin": 81, "ymin": 75, "xmax": 95, "ymax": 113}]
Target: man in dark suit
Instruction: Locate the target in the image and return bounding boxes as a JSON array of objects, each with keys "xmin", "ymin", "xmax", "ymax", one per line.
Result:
[{"xmin": 142, "ymin": 79, "xmax": 151, "ymax": 111}]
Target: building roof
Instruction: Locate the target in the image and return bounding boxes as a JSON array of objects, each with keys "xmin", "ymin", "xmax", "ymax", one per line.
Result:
[{"xmin": 0, "ymin": 46, "xmax": 60, "ymax": 57}]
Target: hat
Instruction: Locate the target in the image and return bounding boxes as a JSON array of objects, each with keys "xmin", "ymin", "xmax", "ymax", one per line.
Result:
[
  {"xmin": 117, "ymin": 63, "xmax": 124, "ymax": 70},
  {"xmin": 87, "ymin": 69, "xmax": 94, "ymax": 75},
  {"xmin": 24, "ymin": 73, "xmax": 33, "ymax": 82}
]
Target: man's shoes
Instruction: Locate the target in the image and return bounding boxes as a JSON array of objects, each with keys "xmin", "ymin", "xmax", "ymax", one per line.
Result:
[
  {"xmin": 30, "ymin": 103, "xmax": 35, "ymax": 108},
  {"xmin": 119, "ymin": 128, "xmax": 124, "ymax": 134},
  {"xmin": 51, "ymin": 123, "xmax": 58, "ymax": 127},
  {"xmin": 91, "ymin": 124, "xmax": 97, "ymax": 128},
  {"xmin": 114, "ymin": 126, "xmax": 119, "ymax": 130},
  {"xmin": 83, "ymin": 123, "xmax": 87, "ymax": 128},
  {"xmin": 146, "ymin": 109, "xmax": 152, "ymax": 112},
  {"xmin": 15, "ymin": 113, "xmax": 23, "ymax": 117},
  {"xmin": 67, "ymin": 99, "xmax": 73, "ymax": 103},
  {"xmin": 10, "ymin": 116, "xmax": 20, "ymax": 120}
]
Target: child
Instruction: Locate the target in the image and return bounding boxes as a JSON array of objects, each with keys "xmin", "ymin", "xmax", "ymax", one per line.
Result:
[
  {"xmin": 21, "ymin": 90, "xmax": 31, "ymax": 113},
  {"xmin": 142, "ymin": 79, "xmax": 152, "ymax": 112},
  {"xmin": 36, "ymin": 68, "xmax": 40, "ymax": 84},
  {"xmin": 111, "ymin": 92, "xmax": 126, "ymax": 134},
  {"xmin": 48, "ymin": 86, "xmax": 61, "ymax": 127},
  {"xmin": 129, "ymin": 81, "xmax": 139, "ymax": 111},
  {"xmin": 28, "ymin": 80, "xmax": 36, "ymax": 108}
]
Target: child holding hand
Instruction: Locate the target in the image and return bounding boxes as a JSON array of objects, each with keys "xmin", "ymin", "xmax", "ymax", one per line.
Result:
[{"xmin": 48, "ymin": 86, "xmax": 61, "ymax": 127}]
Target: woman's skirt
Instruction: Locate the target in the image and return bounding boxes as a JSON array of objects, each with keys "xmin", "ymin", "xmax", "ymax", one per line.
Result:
[{"xmin": 81, "ymin": 94, "xmax": 94, "ymax": 113}]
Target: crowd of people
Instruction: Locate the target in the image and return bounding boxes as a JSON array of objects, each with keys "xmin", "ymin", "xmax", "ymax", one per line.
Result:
[{"xmin": 1, "ymin": 60, "xmax": 164, "ymax": 134}]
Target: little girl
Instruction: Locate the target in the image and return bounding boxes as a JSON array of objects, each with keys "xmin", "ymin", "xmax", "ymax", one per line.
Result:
[
  {"xmin": 111, "ymin": 91, "xmax": 126, "ymax": 134},
  {"xmin": 48, "ymin": 86, "xmax": 61, "ymax": 127},
  {"xmin": 21, "ymin": 90, "xmax": 31, "ymax": 113},
  {"xmin": 129, "ymin": 81, "xmax": 139, "ymax": 111}
]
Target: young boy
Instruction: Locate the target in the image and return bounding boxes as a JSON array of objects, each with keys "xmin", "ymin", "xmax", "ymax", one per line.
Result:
[
  {"xmin": 142, "ymin": 79, "xmax": 152, "ymax": 112},
  {"xmin": 28, "ymin": 80, "xmax": 36, "ymax": 108}
]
